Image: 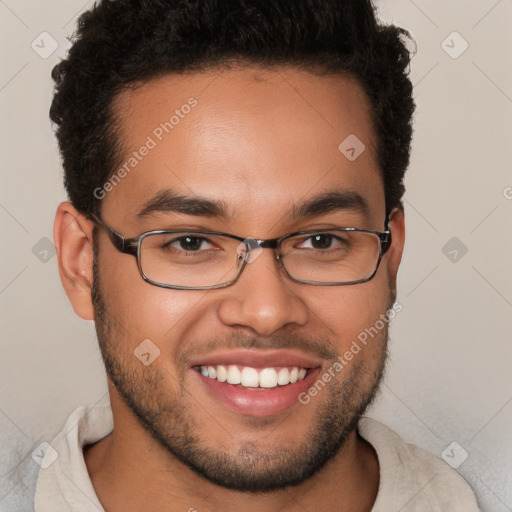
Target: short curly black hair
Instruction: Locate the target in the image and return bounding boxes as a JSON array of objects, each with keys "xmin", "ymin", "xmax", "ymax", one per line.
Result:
[{"xmin": 50, "ymin": 0, "xmax": 415, "ymax": 217}]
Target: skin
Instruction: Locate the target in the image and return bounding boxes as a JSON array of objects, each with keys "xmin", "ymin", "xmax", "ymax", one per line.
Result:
[{"xmin": 54, "ymin": 66, "xmax": 405, "ymax": 512}]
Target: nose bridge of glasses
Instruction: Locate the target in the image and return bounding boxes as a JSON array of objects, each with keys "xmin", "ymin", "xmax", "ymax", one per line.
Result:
[
  {"xmin": 255, "ymin": 238, "xmax": 280, "ymax": 250},
  {"xmin": 236, "ymin": 237, "xmax": 280, "ymax": 265}
]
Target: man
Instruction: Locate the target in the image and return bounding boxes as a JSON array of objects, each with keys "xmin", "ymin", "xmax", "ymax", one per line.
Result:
[{"xmin": 13, "ymin": 0, "xmax": 479, "ymax": 510}]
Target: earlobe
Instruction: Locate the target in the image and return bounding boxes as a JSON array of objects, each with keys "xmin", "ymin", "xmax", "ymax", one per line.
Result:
[{"xmin": 53, "ymin": 202, "xmax": 96, "ymax": 321}]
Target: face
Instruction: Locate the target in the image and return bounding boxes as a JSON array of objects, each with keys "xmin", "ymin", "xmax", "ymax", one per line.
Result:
[{"xmin": 88, "ymin": 67, "xmax": 404, "ymax": 491}]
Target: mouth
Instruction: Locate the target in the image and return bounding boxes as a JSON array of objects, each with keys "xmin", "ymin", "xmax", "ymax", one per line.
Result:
[
  {"xmin": 189, "ymin": 350, "xmax": 322, "ymax": 417},
  {"xmin": 193, "ymin": 364, "xmax": 310, "ymax": 388}
]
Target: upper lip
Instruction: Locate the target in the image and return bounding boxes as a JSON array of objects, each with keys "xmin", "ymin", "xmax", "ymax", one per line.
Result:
[{"xmin": 188, "ymin": 349, "xmax": 323, "ymax": 369}]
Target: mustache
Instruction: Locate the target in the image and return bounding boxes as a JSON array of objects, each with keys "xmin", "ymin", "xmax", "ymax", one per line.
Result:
[{"xmin": 177, "ymin": 331, "xmax": 340, "ymax": 366}]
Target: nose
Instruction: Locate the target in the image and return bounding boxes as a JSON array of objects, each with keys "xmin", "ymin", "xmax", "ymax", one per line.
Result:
[{"xmin": 216, "ymin": 248, "xmax": 309, "ymax": 336}]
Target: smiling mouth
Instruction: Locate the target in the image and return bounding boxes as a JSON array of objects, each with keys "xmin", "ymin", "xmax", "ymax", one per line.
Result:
[{"xmin": 193, "ymin": 364, "xmax": 312, "ymax": 389}]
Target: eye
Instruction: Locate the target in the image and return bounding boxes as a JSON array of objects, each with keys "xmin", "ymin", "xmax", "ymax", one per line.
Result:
[
  {"xmin": 165, "ymin": 235, "xmax": 214, "ymax": 252},
  {"xmin": 299, "ymin": 233, "xmax": 344, "ymax": 250}
]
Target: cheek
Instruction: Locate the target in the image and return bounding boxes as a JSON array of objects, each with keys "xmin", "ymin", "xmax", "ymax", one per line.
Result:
[
  {"xmin": 306, "ymin": 277, "xmax": 391, "ymax": 350},
  {"xmin": 98, "ymin": 253, "xmax": 203, "ymax": 355}
]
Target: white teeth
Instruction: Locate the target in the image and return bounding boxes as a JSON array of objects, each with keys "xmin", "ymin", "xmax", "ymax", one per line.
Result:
[
  {"xmin": 277, "ymin": 368, "xmax": 290, "ymax": 385},
  {"xmin": 198, "ymin": 364, "xmax": 310, "ymax": 388},
  {"xmin": 259, "ymin": 368, "xmax": 278, "ymax": 388},
  {"xmin": 241, "ymin": 367, "xmax": 259, "ymax": 387},
  {"xmin": 216, "ymin": 365, "xmax": 227, "ymax": 382},
  {"xmin": 226, "ymin": 365, "xmax": 241, "ymax": 384}
]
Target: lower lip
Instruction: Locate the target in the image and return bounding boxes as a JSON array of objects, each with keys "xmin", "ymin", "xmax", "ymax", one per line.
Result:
[{"xmin": 193, "ymin": 368, "xmax": 320, "ymax": 417}]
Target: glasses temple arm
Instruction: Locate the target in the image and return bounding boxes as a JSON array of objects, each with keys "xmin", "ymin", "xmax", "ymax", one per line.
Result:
[{"xmin": 88, "ymin": 213, "xmax": 136, "ymax": 254}]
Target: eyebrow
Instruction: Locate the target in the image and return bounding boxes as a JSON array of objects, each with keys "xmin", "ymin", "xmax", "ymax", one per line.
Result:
[
  {"xmin": 136, "ymin": 188, "xmax": 369, "ymax": 221},
  {"xmin": 137, "ymin": 190, "xmax": 229, "ymax": 219},
  {"xmin": 289, "ymin": 189, "xmax": 369, "ymax": 220}
]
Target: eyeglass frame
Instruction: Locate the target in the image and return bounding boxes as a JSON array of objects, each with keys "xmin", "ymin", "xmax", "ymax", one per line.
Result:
[{"xmin": 88, "ymin": 213, "xmax": 392, "ymax": 290}]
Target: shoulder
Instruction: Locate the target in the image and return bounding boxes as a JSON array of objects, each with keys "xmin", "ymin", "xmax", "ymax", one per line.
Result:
[
  {"xmin": 358, "ymin": 417, "xmax": 480, "ymax": 512},
  {"xmin": 0, "ymin": 450, "xmax": 40, "ymax": 511}
]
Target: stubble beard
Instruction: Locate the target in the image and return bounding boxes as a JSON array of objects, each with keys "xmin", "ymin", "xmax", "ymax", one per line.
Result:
[{"xmin": 91, "ymin": 244, "xmax": 389, "ymax": 492}]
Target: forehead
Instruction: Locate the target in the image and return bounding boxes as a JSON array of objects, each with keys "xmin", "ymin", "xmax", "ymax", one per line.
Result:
[{"xmin": 106, "ymin": 67, "xmax": 385, "ymax": 231}]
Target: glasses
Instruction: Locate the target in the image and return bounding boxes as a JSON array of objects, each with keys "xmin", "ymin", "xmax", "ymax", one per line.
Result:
[{"xmin": 89, "ymin": 214, "xmax": 391, "ymax": 290}]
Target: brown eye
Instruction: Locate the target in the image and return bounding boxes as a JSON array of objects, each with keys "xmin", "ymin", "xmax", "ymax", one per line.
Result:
[
  {"xmin": 298, "ymin": 233, "xmax": 345, "ymax": 250},
  {"xmin": 162, "ymin": 235, "xmax": 214, "ymax": 252}
]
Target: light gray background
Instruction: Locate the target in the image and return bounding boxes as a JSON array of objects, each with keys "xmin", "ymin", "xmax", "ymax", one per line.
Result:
[{"xmin": 1, "ymin": 1, "xmax": 511, "ymax": 510}]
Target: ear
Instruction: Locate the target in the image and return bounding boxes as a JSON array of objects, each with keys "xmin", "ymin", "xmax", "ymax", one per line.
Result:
[
  {"xmin": 385, "ymin": 206, "xmax": 405, "ymax": 294},
  {"xmin": 53, "ymin": 202, "xmax": 96, "ymax": 320}
]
